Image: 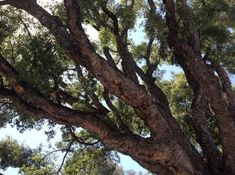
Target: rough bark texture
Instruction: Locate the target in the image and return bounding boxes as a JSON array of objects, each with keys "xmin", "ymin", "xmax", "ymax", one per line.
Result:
[{"xmin": 0, "ymin": 0, "xmax": 234, "ymax": 174}]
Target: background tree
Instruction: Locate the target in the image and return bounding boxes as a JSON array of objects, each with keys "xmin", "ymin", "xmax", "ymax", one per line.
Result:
[
  {"xmin": 0, "ymin": 131, "xmax": 123, "ymax": 175},
  {"xmin": 0, "ymin": 137, "xmax": 53, "ymax": 175},
  {"xmin": 0, "ymin": 0, "xmax": 235, "ymax": 174}
]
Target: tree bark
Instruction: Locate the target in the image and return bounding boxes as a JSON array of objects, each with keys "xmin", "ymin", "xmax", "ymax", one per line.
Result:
[
  {"xmin": 0, "ymin": 0, "xmax": 234, "ymax": 174},
  {"xmin": 163, "ymin": 0, "xmax": 235, "ymax": 174}
]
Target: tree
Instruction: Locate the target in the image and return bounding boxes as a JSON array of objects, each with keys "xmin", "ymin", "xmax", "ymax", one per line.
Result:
[
  {"xmin": 0, "ymin": 134, "xmax": 123, "ymax": 175},
  {"xmin": 0, "ymin": 0, "xmax": 234, "ymax": 174},
  {"xmin": 0, "ymin": 137, "xmax": 53, "ymax": 175},
  {"xmin": 63, "ymin": 147, "xmax": 120, "ymax": 174}
]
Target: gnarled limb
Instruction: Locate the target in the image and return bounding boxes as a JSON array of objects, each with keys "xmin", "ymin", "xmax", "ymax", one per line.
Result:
[
  {"xmin": 99, "ymin": 1, "xmax": 139, "ymax": 84},
  {"xmin": 2, "ymin": 0, "xmax": 174, "ymax": 138},
  {"xmin": 103, "ymin": 47, "xmax": 117, "ymax": 69},
  {"xmin": 163, "ymin": 0, "xmax": 235, "ymax": 173},
  {"xmin": 0, "ymin": 88, "xmax": 198, "ymax": 174},
  {"xmin": 103, "ymin": 88, "xmax": 131, "ymax": 132},
  {"xmin": 191, "ymin": 88, "xmax": 223, "ymax": 175},
  {"xmin": 0, "ymin": 0, "xmax": 215, "ymax": 174}
]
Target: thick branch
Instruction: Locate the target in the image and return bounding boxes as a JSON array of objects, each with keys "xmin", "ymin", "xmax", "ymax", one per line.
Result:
[
  {"xmin": 0, "ymin": 87, "xmax": 173, "ymax": 174},
  {"xmin": 0, "ymin": 88, "xmax": 55, "ymax": 121},
  {"xmin": 133, "ymin": 156, "xmax": 173, "ymax": 175},
  {"xmin": 62, "ymin": 0, "xmax": 173, "ymax": 138},
  {"xmin": 163, "ymin": 0, "xmax": 235, "ymax": 173},
  {"xmin": 215, "ymin": 65, "xmax": 235, "ymax": 109},
  {"xmin": 103, "ymin": 47, "xmax": 117, "ymax": 68},
  {"xmin": 163, "ymin": 0, "xmax": 179, "ymax": 44},
  {"xmin": 191, "ymin": 88, "xmax": 223, "ymax": 175},
  {"xmin": 3, "ymin": 0, "xmax": 173, "ymax": 139},
  {"xmin": 0, "ymin": 1, "xmax": 211, "ymax": 173},
  {"xmin": 0, "ymin": 54, "xmax": 188, "ymax": 174},
  {"xmin": 135, "ymin": 66, "xmax": 207, "ymax": 172},
  {"xmin": 0, "ymin": 54, "xmax": 102, "ymax": 116},
  {"xmin": 0, "ymin": 55, "xmax": 117, "ymax": 134},
  {"xmin": 6, "ymin": 0, "xmax": 170, "ymax": 139},
  {"xmin": 100, "ymin": 2, "xmax": 119, "ymax": 36},
  {"xmin": 100, "ymin": 1, "xmax": 139, "ymax": 84},
  {"xmin": 1, "ymin": 87, "xmax": 192, "ymax": 174}
]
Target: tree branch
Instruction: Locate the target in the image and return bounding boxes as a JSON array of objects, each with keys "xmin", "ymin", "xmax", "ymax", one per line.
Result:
[
  {"xmin": 103, "ymin": 88, "xmax": 131, "ymax": 132},
  {"xmin": 68, "ymin": 127, "xmax": 100, "ymax": 146},
  {"xmin": 0, "ymin": 54, "xmax": 120, "ymax": 136},
  {"xmin": 163, "ymin": 0, "xmax": 235, "ymax": 172},
  {"xmin": 103, "ymin": 47, "xmax": 117, "ymax": 69},
  {"xmin": 0, "ymin": 88, "xmax": 54, "ymax": 121},
  {"xmin": 0, "ymin": 53, "xmax": 177, "ymax": 173},
  {"xmin": 191, "ymin": 87, "xmax": 223, "ymax": 175},
  {"xmin": 0, "ymin": 1, "xmax": 216, "ymax": 173},
  {"xmin": 133, "ymin": 156, "xmax": 174, "ymax": 175},
  {"xmin": 62, "ymin": 0, "xmax": 174, "ymax": 137},
  {"xmin": 3, "ymin": 0, "xmax": 175, "ymax": 140},
  {"xmin": 0, "ymin": 54, "xmax": 102, "ymax": 116},
  {"xmin": 100, "ymin": 2, "xmax": 119, "ymax": 36},
  {"xmin": 215, "ymin": 65, "xmax": 235, "ymax": 109},
  {"xmin": 100, "ymin": 1, "xmax": 139, "ymax": 84},
  {"xmin": 56, "ymin": 140, "xmax": 75, "ymax": 174}
]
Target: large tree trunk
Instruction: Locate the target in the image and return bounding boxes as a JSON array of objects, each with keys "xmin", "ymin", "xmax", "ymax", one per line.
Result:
[{"xmin": 0, "ymin": 0, "xmax": 234, "ymax": 174}]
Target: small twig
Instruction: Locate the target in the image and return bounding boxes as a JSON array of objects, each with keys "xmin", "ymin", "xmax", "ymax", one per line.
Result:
[
  {"xmin": 56, "ymin": 140, "xmax": 75, "ymax": 174},
  {"xmin": 68, "ymin": 127, "xmax": 100, "ymax": 146},
  {"xmin": 40, "ymin": 148, "xmax": 73, "ymax": 162}
]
